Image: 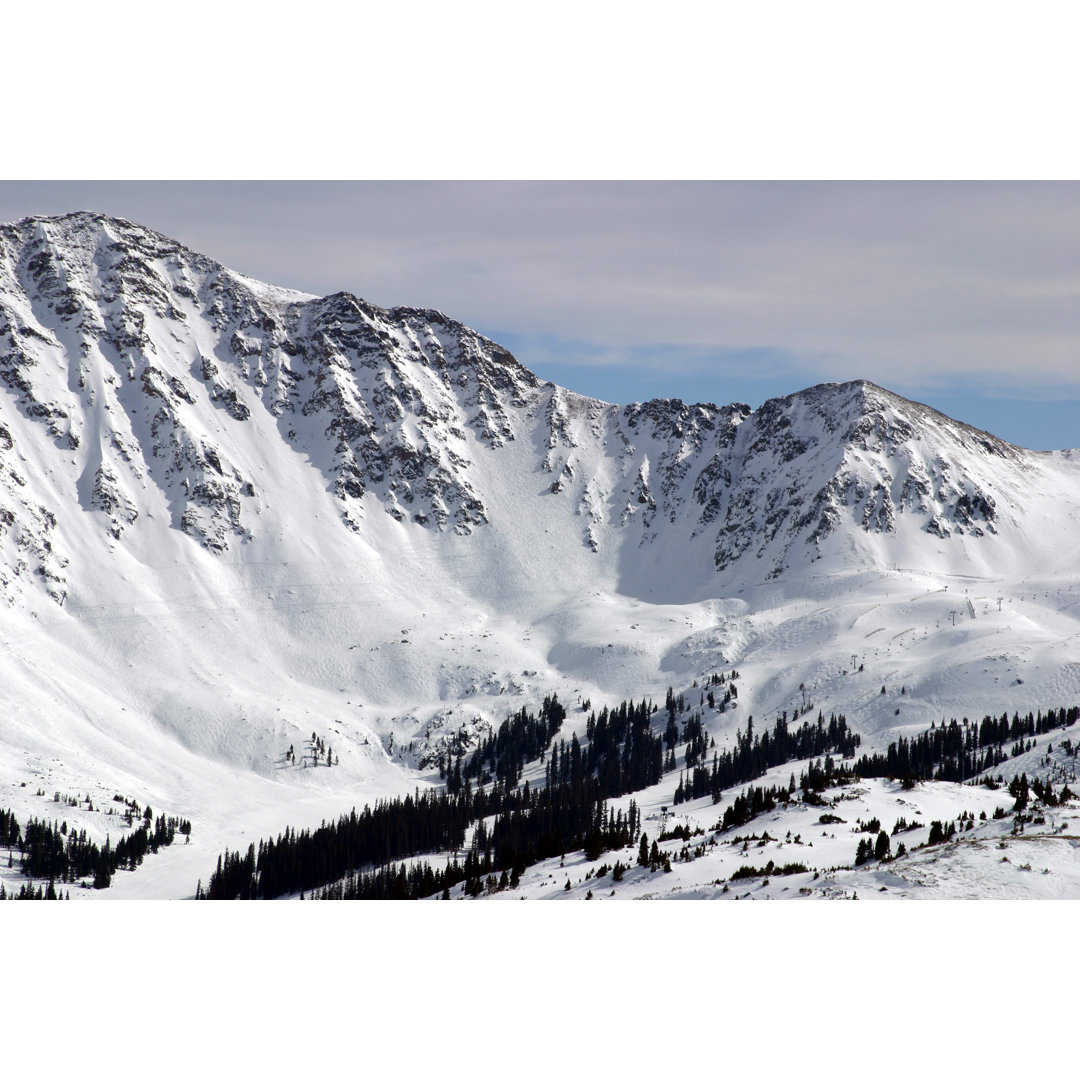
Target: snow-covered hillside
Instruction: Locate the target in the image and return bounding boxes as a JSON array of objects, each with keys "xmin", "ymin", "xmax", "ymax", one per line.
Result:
[{"xmin": 2, "ymin": 210, "xmax": 1080, "ymax": 899}]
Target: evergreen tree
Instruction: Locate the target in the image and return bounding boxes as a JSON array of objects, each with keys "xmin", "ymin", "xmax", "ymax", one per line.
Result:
[{"xmin": 874, "ymin": 830, "xmax": 890, "ymax": 860}]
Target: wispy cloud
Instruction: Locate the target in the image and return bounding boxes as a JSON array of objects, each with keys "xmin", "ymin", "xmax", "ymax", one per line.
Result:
[{"xmin": 1, "ymin": 181, "xmax": 1076, "ymax": 426}]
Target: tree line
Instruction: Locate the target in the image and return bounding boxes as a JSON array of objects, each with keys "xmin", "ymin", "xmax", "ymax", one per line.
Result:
[
  {"xmin": 204, "ymin": 691, "xmax": 661, "ymax": 899},
  {"xmin": 674, "ymin": 712, "xmax": 860, "ymax": 804},
  {"xmin": 1, "ymin": 805, "xmax": 191, "ymax": 895},
  {"xmin": 448, "ymin": 694, "xmax": 566, "ymax": 790},
  {"xmin": 852, "ymin": 706, "xmax": 1079, "ymax": 784},
  {"xmin": 200, "ymin": 690, "xmax": 1080, "ymax": 901}
]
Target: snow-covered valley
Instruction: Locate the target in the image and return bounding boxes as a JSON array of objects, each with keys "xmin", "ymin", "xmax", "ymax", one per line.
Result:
[{"xmin": 2, "ymin": 211, "xmax": 1080, "ymax": 900}]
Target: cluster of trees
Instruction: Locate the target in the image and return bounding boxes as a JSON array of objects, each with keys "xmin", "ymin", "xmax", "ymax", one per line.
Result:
[
  {"xmin": 204, "ymin": 688, "xmax": 663, "ymax": 899},
  {"xmin": 674, "ymin": 712, "xmax": 860, "ymax": 804},
  {"xmin": 709, "ymin": 670, "xmax": 740, "ymax": 685},
  {"xmin": 206, "ymin": 679, "xmax": 780, "ymax": 899},
  {"xmin": 578, "ymin": 697, "xmax": 665, "ymax": 796},
  {"xmin": 1010, "ymin": 773, "xmax": 1030, "ymax": 811},
  {"xmin": 0, "ymin": 880, "xmax": 69, "ymax": 900},
  {"xmin": 283, "ymin": 733, "xmax": 339, "ymax": 767},
  {"xmin": 449, "ymin": 694, "xmax": 566, "ymax": 789},
  {"xmin": 706, "ymin": 684, "xmax": 739, "ymax": 713},
  {"xmin": 1, "ymin": 805, "xmax": 190, "ymax": 893},
  {"xmin": 729, "ymin": 860, "xmax": 808, "ymax": 881},
  {"xmin": 204, "ymin": 787, "xmax": 474, "ymax": 899},
  {"xmin": 201, "ymin": 678, "xmax": 1079, "ymax": 900},
  {"xmin": 664, "ymin": 677, "xmax": 739, "ymax": 765},
  {"xmin": 1007, "ymin": 772, "xmax": 1073, "ymax": 811},
  {"xmin": 854, "ymin": 831, "xmax": 890, "ymax": 864},
  {"xmin": 926, "ymin": 819, "xmax": 957, "ymax": 846},
  {"xmin": 688, "ymin": 670, "xmax": 741, "ymax": 713},
  {"xmin": 665, "ymin": 686, "xmax": 688, "ymax": 718},
  {"xmin": 679, "ymin": 713, "xmax": 710, "ymax": 770},
  {"xmin": 853, "ymin": 707, "xmax": 1079, "ymax": 784},
  {"xmin": 207, "ymin": 761, "xmax": 647, "ymax": 899},
  {"xmin": 800, "ymin": 754, "xmax": 856, "ymax": 793},
  {"xmin": 787, "ymin": 708, "xmax": 1079, "ymax": 797},
  {"xmin": 637, "ymin": 831, "xmax": 670, "ymax": 872},
  {"xmin": 0, "ymin": 808, "xmax": 20, "ymax": 848},
  {"xmin": 307, "ymin": 856, "xmax": 473, "ymax": 901},
  {"xmin": 444, "ymin": 692, "xmax": 663, "ymax": 802},
  {"xmin": 716, "ymin": 781, "xmax": 793, "ymax": 831},
  {"xmin": 489, "ymin": 785, "xmax": 640, "ymax": 869},
  {"xmin": 212, "ymin": 786, "xmax": 647, "ymax": 901}
]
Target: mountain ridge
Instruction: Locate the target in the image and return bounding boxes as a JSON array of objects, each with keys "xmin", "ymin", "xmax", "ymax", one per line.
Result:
[
  {"xmin": 1, "ymin": 211, "xmax": 1065, "ymax": 608},
  {"xmin": 2, "ymin": 212, "xmax": 1080, "ymax": 901}
]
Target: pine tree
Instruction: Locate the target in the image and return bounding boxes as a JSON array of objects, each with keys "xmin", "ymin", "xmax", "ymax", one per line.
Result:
[{"xmin": 874, "ymin": 830, "xmax": 890, "ymax": 860}]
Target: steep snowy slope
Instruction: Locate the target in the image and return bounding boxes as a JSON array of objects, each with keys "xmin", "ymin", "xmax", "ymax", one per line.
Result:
[{"xmin": 2, "ymin": 211, "xmax": 1079, "ymax": 899}]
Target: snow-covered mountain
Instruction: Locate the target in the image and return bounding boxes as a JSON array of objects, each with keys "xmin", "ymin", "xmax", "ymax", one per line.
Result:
[{"xmin": 2, "ymin": 211, "xmax": 1080, "ymax": 899}]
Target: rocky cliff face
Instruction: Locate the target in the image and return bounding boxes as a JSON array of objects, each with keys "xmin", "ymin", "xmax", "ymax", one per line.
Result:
[
  {"xmin": 688, "ymin": 380, "xmax": 1019, "ymax": 578},
  {"xmin": 0, "ymin": 213, "xmax": 547, "ymax": 600},
  {"xmin": 0, "ymin": 211, "xmax": 1072, "ymax": 608}
]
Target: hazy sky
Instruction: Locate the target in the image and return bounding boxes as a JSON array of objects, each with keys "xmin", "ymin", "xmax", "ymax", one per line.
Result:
[{"xmin": 1, "ymin": 180, "xmax": 1076, "ymax": 449}]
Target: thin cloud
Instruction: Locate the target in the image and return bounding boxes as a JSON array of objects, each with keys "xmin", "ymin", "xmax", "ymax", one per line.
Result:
[{"xmin": 0, "ymin": 181, "xmax": 1076, "ymax": 393}]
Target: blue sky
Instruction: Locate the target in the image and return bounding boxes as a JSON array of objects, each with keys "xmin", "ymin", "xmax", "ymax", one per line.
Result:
[{"xmin": 1, "ymin": 180, "xmax": 1076, "ymax": 451}]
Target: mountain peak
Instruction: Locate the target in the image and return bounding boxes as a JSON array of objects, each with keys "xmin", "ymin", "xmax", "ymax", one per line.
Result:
[
  {"xmin": 0, "ymin": 211, "xmax": 1074, "ymax": 609},
  {"xmin": 5, "ymin": 209, "xmax": 176, "ymax": 256}
]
